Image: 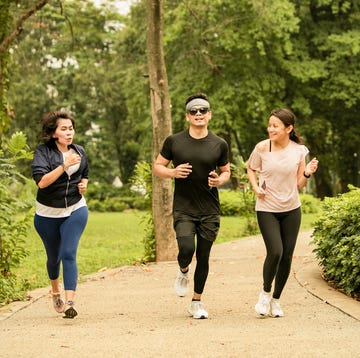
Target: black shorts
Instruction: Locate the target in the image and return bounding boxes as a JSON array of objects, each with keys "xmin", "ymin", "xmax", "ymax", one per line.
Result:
[{"xmin": 173, "ymin": 212, "xmax": 220, "ymax": 242}]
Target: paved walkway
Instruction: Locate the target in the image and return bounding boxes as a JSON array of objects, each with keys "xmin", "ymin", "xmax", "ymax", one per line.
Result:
[{"xmin": 0, "ymin": 230, "xmax": 359, "ymax": 357}]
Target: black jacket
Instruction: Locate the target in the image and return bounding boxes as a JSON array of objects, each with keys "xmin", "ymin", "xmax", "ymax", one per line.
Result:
[{"xmin": 31, "ymin": 142, "xmax": 89, "ymax": 208}]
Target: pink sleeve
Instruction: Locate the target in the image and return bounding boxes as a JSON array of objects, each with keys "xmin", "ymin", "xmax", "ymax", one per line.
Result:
[
  {"xmin": 302, "ymin": 145, "xmax": 310, "ymax": 160},
  {"xmin": 247, "ymin": 148, "xmax": 262, "ymax": 171}
]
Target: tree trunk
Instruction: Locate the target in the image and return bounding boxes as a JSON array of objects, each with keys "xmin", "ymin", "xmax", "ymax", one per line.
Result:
[{"xmin": 146, "ymin": 0, "xmax": 176, "ymax": 261}]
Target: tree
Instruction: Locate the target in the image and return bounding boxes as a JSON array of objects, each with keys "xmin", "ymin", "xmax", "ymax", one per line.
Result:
[
  {"xmin": 5, "ymin": 0, "xmax": 360, "ymax": 198},
  {"xmin": 146, "ymin": 0, "xmax": 176, "ymax": 261},
  {"xmin": 8, "ymin": 1, "xmax": 136, "ymax": 183},
  {"xmin": 0, "ymin": 0, "xmax": 53, "ymax": 135}
]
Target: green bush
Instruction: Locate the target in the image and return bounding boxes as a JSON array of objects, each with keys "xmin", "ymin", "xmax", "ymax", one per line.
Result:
[
  {"xmin": 86, "ymin": 182, "xmax": 149, "ymax": 212},
  {"xmin": 130, "ymin": 161, "xmax": 155, "ymax": 262},
  {"xmin": 299, "ymin": 193, "xmax": 321, "ymax": 214},
  {"xmin": 219, "ymin": 189, "xmax": 258, "ymax": 235},
  {"xmin": 87, "ymin": 198, "xmax": 129, "ymax": 212},
  {"xmin": 0, "ymin": 132, "xmax": 34, "ymax": 304},
  {"xmin": 219, "ymin": 189, "xmax": 255, "ymax": 216},
  {"xmin": 312, "ymin": 186, "xmax": 360, "ymax": 296}
]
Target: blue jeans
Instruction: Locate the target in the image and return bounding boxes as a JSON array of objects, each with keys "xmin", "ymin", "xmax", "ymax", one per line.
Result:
[{"xmin": 34, "ymin": 206, "xmax": 88, "ymax": 291}]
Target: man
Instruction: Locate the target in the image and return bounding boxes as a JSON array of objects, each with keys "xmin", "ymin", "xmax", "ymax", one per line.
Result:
[{"xmin": 153, "ymin": 93, "xmax": 231, "ymax": 319}]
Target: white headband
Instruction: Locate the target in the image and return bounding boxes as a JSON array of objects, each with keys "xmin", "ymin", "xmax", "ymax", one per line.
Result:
[{"xmin": 185, "ymin": 98, "xmax": 210, "ymax": 112}]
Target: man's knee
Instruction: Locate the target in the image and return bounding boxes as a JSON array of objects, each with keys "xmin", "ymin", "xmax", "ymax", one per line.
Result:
[{"xmin": 177, "ymin": 236, "xmax": 195, "ymax": 258}]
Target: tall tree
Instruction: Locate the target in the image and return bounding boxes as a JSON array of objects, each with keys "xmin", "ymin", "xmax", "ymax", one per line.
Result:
[
  {"xmin": 146, "ymin": 0, "xmax": 176, "ymax": 261},
  {"xmin": 0, "ymin": 0, "xmax": 52, "ymax": 136}
]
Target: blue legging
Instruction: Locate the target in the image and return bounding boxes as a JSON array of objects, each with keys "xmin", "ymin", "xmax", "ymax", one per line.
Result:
[
  {"xmin": 257, "ymin": 207, "xmax": 301, "ymax": 299},
  {"xmin": 34, "ymin": 206, "xmax": 88, "ymax": 291}
]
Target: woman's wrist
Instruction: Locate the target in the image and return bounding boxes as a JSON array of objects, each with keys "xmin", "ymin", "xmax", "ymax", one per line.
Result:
[
  {"xmin": 61, "ymin": 162, "xmax": 69, "ymax": 171},
  {"xmin": 303, "ymin": 171, "xmax": 311, "ymax": 178}
]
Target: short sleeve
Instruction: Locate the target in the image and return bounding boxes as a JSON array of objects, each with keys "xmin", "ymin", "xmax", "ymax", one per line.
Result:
[
  {"xmin": 302, "ymin": 145, "xmax": 310, "ymax": 160},
  {"xmin": 247, "ymin": 147, "xmax": 262, "ymax": 171},
  {"xmin": 160, "ymin": 136, "xmax": 173, "ymax": 161},
  {"xmin": 218, "ymin": 140, "xmax": 229, "ymax": 167}
]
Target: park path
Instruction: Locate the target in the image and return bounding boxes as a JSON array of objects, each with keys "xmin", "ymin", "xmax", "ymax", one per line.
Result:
[{"xmin": 1, "ymin": 230, "xmax": 359, "ymax": 358}]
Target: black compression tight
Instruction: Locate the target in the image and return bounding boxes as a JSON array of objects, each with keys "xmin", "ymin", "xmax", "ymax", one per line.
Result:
[
  {"xmin": 176, "ymin": 235, "xmax": 213, "ymax": 295},
  {"xmin": 257, "ymin": 208, "xmax": 301, "ymax": 299}
]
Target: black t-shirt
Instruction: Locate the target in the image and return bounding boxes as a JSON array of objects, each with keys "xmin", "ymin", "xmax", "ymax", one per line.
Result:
[{"xmin": 160, "ymin": 130, "xmax": 229, "ymax": 215}]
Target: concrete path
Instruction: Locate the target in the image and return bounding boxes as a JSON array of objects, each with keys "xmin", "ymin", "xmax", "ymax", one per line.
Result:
[{"xmin": 1, "ymin": 230, "xmax": 359, "ymax": 357}]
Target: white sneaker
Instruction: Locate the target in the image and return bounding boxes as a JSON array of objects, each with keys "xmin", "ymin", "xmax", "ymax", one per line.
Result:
[
  {"xmin": 52, "ymin": 293, "xmax": 65, "ymax": 313},
  {"xmin": 188, "ymin": 301, "xmax": 208, "ymax": 319},
  {"xmin": 255, "ymin": 291, "xmax": 271, "ymax": 317},
  {"xmin": 174, "ymin": 268, "xmax": 189, "ymax": 297},
  {"xmin": 270, "ymin": 299, "xmax": 284, "ymax": 318}
]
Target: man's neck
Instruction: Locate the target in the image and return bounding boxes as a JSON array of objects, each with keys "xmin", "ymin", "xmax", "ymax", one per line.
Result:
[{"xmin": 189, "ymin": 126, "xmax": 208, "ymax": 139}]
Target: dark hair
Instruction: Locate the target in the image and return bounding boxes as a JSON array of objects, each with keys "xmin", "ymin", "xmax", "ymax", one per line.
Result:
[
  {"xmin": 185, "ymin": 92, "xmax": 209, "ymax": 106},
  {"xmin": 270, "ymin": 108, "xmax": 303, "ymax": 144},
  {"xmin": 39, "ymin": 110, "xmax": 75, "ymax": 143}
]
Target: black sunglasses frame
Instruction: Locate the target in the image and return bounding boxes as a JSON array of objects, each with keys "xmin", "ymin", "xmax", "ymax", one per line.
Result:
[{"xmin": 188, "ymin": 107, "xmax": 209, "ymax": 115}]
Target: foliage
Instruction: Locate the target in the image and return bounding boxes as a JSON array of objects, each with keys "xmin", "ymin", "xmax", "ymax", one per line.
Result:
[
  {"xmin": 4, "ymin": 0, "xmax": 359, "ymax": 198},
  {"xmin": 130, "ymin": 161, "xmax": 155, "ymax": 262},
  {"xmin": 227, "ymin": 155, "xmax": 258, "ymax": 235},
  {"xmin": 299, "ymin": 193, "xmax": 321, "ymax": 214},
  {"xmin": 0, "ymin": 132, "xmax": 34, "ymax": 304},
  {"xmin": 85, "ymin": 183, "xmax": 148, "ymax": 212},
  {"xmin": 0, "ymin": 0, "xmax": 53, "ymax": 135},
  {"xmin": 312, "ymin": 186, "xmax": 360, "ymax": 296}
]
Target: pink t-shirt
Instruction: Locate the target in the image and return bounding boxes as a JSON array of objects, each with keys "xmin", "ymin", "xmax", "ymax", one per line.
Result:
[{"xmin": 248, "ymin": 139, "xmax": 309, "ymax": 212}]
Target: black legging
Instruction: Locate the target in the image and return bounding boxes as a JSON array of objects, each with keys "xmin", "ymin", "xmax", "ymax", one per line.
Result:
[
  {"xmin": 257, "ymin": 208, "xmax": 301, "ymax": 299},
  {"xmin": 176, "ymin": 235, "xmax": 213, "ymax": 295}
]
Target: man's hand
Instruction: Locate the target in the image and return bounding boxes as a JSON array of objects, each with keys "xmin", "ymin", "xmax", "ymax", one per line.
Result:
[{"xmin": 174, "ymin": 163, "xmax": 192, "ymax": 178}]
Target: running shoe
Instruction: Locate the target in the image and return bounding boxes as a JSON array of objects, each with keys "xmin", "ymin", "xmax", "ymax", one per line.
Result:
[
  {"xmin": 63, "ymin": 300, "xmax": 78, "ymax": 319},
  {"xmin": 174, "ymin": 267, "xmax": 189, "ymax": 297},
  {"xmin": 188, "ymin": 301, "xmax": 208, "ymax": 319},
  {"xmin": 52, "ymin": 293, "xmax": 65, "ymax": 313},
  {"xmin": 255, "ymin": 291, "xmax": 271, "ymax": 317},
  {"xmin": 270, "ymin": 299, "xmax": 284, "ymax": 318}
]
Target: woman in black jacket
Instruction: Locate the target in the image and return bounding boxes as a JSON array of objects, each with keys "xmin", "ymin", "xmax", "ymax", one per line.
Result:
[{"xmin": 32, "ymin": 111, "xmax": 89, "ymax": 319}]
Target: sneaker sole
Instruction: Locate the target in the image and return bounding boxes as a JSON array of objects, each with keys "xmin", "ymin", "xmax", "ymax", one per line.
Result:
[
  {"xmin": 190, "ymin": 313, "xmax": 208, "ymax": 319},
  {"xmin": 193, "ymin": 315, "xmax": 208, "ymax": 319},
  {"xmin": 63, "ymin": 306, "xmax": 78, "ymax": 319},
  {"xmin": 175, "ymin": 290, "xmax": 188, "ymax": 297},
  {"xmin": 255, "ymin": 306, "xmax": 270, "ymax": 318},
  {"xmin": 270, "ymin": 313, "xmax": 284, "ymax": 318},
  {"xmin": 188, "ymin": 310, "xmax": 208, "ymax": 319},
  {"xmin": 255, "ymin": 312, "xmax": 269, "ymax": 318}
]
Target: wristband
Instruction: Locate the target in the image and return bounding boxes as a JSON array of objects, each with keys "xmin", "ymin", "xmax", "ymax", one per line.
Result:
[
  {"xmin": 61, "ymin": 163, "xmax": 69, "ymax": 171},
  {"xmin": 303, "ymin": 171, "xmax": 311, "ymax": 178}
]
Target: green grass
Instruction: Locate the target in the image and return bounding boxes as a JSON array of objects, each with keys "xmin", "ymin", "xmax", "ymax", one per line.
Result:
[
  {"xmin": 13, "ymin": 210, "xmax": 321, "ymax": 291},
  {"xmin": 217, "ymin": 211, "xmax": 320, "ymax": 244},
  {"xmin": 14, "ymin": 211, "xmax": 147, "ymax": 290}
]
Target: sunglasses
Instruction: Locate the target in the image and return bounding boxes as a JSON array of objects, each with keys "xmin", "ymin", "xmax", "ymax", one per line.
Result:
[{"xmin": 188, "ymin": 107, "xmax": 209, "ymax": 115}]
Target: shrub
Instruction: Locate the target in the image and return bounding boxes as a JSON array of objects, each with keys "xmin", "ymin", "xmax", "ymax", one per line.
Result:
[
  {"xmin": 0, "ymin": 132, "xmax": 34, "ymax": 305},
  {"xmin": 86, "ymin": 183, "xmax": 149, "ymax": 212},
  {"xmin": 219, "ymin": 189, "xmax": 258, "ymax": 235},
  {"xmin": 299, "ymin": 193, "xmax": 321, "ymax": 214},
  {"xmin": 130, "ymin": 161, "xmax": 155, "ymax": 262},
  {"xmin": 312, "ymin": 186, "xmax": 360, "ymax": 297}
]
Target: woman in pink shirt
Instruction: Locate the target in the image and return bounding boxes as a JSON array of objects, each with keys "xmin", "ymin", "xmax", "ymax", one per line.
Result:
[{"xmin": 247, "ymin": 108, "xmax": 318, "ymax": 318}]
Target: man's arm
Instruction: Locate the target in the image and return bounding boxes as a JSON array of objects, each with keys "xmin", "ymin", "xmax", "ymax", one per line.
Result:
[
  {"xmin": 153, "ymin": 154, "xmax": 193, "ymax": 179},
  {"xmin": 153, "ymin": 154, "xmax": 174, "ymax": 179},
  {"xmin": 218, "ymin": 163, "xmax": 231, "ymax": 185},
  {"xmin": 208, "ymin": 163, "xmax": 231, "ymax": 187}
]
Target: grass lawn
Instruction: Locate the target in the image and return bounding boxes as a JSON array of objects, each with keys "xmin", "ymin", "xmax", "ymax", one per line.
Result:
[{"xmin": 14, "ymin": 210, "xmax": 320, "ymax": 291}]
